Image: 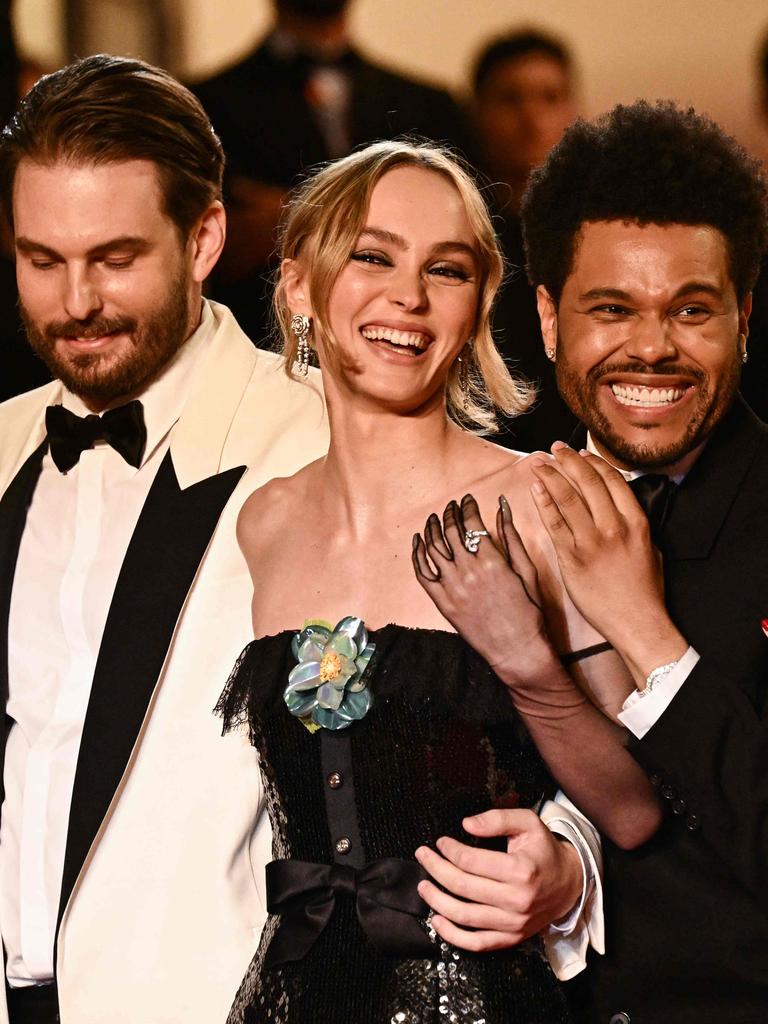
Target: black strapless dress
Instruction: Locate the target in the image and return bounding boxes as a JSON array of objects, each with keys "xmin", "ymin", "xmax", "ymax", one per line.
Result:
[{"xmin": 217, "ymin": 624, "xmax": 571, "ymax": 1024}]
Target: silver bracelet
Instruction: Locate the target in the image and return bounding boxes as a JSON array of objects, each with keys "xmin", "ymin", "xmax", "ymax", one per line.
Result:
[{"xmin": 640, "ymin": 659, "xmax": 679, "ymax": 697}]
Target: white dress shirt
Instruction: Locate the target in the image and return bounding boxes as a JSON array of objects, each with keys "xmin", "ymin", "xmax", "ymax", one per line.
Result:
[
  {"xmin": 1, "ymin": 303, "xmax": 215, "ymax": 987},
  {"xmin": 582, "ymin": 435, "xmax": 700, "ymax": 739},
  {"xmin": 543, "ymin": 792, "xmax": 603, "ymax": 979}
]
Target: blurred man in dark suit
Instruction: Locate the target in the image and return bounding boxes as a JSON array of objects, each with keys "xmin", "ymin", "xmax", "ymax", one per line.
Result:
[
  {"xmin": 193, "ymin": 0, "xmax": 471, "ymax": 343},
  {"xmin": 0, "ymin": 0, "xmax": 51, "ymax": 400},
  {"xmin": 470, "ymin": 29, "xmax": 578, "ymax": 451}
]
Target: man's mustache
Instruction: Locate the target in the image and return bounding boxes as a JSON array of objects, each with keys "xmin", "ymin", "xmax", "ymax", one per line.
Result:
[
  {"xmin": 587, "ymin": 362, "xmax": 707, "ymax": 383},
  {"xmin": 42, "ymin": 315, "xmax": 137, "ymax": 341}
]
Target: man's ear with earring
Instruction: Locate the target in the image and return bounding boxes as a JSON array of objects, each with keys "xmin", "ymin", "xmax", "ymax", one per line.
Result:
[
  {"xmin": 536, "ymin": 285, "xmax": 558, "ymax": 363},
  {"xmin": 739, "ymin": 332, "xmax": 749, "ymax": 365}
]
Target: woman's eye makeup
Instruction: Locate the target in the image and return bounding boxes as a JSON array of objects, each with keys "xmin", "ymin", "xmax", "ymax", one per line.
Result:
[
  {"xmin": 349, "ymin": 250, "xmax": 472, "ymax": 283},
  {"xmin": 429, "ymin": 262, "xmax": 471, "ymax": 282},
  {"xmin": 350, "ymin": 250, "xmax": 391, "ymax": 266}
]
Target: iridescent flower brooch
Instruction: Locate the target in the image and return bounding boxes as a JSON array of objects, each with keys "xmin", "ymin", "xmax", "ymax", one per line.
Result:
[{"xmin": 284, "ymin": 616, "xmax": 376, "ymax": 731}]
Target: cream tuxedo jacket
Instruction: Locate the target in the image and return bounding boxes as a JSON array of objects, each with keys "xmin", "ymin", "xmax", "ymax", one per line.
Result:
[{"xmin": 0, "ymin": 302, "xmax": 329, "ymax": 1024}]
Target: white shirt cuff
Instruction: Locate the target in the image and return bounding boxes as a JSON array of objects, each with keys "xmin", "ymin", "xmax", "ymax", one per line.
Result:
[
  {"xmin": 540, "ymin": 791, "xmax": 604, "ymax": 980},
  {"xmin": 618, "ymin": 646, "xmax": 700, "ymax": 739}
]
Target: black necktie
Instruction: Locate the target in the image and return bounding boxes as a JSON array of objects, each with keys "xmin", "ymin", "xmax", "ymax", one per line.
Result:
[
  {"xmin": 629, "ymin": 474, "xmax": 676, "ymax": 546},
  {"xmin": 45, "ymin": 400, "xmax": 147, "ymax": 474}
]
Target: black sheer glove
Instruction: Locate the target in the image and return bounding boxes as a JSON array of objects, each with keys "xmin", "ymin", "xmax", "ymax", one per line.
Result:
[{"xmin": 412, "ymin": 494, "xmax": 557, "ymax": 687}]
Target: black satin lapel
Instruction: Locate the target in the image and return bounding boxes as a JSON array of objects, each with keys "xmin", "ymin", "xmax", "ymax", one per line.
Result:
[
  {"xmin": 58, "ymin": 451, "xmax": 245, "ymax": 926},
  {"xmin": 0, "ymin": 441, "xmax": 46, "ymax": 798},
  {"xmin": 664, "ymin": 397, "xmax": 767, "ymax": 560}
]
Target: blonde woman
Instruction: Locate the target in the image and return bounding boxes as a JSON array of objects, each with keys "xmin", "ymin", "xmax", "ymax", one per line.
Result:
[{"xmin": 217, "ymin": 141, "xmax": 659, "ymax": 1022}]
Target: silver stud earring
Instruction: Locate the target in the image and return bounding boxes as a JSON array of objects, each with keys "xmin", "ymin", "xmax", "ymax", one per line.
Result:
[{"xmin": 291, "ymin": 314, "xmax": 311, "ymax": 376}]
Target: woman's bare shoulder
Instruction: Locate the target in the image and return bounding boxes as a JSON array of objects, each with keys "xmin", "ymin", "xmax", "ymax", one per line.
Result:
[
  {"xmin": 453, "ymin": 432, "xmax": 554, "ymax": 500},
  {"xmin": 237, "ymin": 459, "xmax": 320, "ymax": 554}
]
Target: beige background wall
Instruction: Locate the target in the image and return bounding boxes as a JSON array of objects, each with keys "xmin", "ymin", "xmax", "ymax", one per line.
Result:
[{"xmin": 13, "ymin": 0, "xmax": 768, "ymax": 149}]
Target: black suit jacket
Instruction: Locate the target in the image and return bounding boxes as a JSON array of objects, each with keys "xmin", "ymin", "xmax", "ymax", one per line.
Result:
[{"xmin": 569, "ymin": 397, "xmax": 768, "ymax": 1023}]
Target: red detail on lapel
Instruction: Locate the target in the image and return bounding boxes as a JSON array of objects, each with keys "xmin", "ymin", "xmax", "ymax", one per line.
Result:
[{"xmin": 762, "ymin": 619, "xmax": 768, "ymax": 638}]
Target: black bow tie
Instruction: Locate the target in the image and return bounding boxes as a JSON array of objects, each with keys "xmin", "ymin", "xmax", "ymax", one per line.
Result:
[
  {"xmin": 629, "ymin": 473, "xmax": 676, "ymax": 546},
  {"xmin": 45, "ymin": 400, "xmax": 147, "ymax": 474}
]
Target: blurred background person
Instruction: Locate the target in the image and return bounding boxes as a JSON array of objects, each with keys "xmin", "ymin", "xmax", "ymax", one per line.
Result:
[
  {"xmin": 471, "ymin": 28, "xmax": 579, "ymax": 451},
  {"xmin": 755, "ymin": 26, "xmax": 768, "ymax": 165},
  {"xmin": 191, "ymin": 0, "xmax": 473, "ymax": 344},
  {"xmin": 0, "ymin": 0, "xmax": 51, "ymax": 401},
  {"xmin": 739, "ymin": 25, "xmax": 768, "ymax": 423}
]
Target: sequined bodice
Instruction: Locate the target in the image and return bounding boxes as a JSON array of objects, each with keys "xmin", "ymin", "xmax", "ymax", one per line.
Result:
[{"xmin": 218, "ymin": 625, "xmax": 571, "ymax": 1024}]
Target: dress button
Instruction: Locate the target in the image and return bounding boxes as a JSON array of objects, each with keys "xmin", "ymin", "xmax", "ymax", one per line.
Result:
[
  {"xmin": 686, "ymin": 813, "xmax": 700, "ymax": 831},
  {"xmin": 672, "ymin": 798, "xmax": 687, "ymax": 815},
  {"xmin": 661, "ymin": 785, "xmax": 676, "ymax": 800},
  {"xmin": 327, "ymin": 771, "xmax": 343, "ymax": 789},
  {"xmin": 609, "ymin": 1014, "xmax": 631, "ymax": 1024},
  {"xmin": 335, "ymin": 837, "xmax": 351, "ymax": 855}
]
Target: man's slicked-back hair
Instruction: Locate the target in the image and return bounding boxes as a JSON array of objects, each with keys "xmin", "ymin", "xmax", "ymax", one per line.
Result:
[
  {"xmin": 0, "ymin": 53, "xmax": 224, "ymax": 236},
  {"xmin": 521, "ymin": 99, "xmax": 768, "ymax": 303}
]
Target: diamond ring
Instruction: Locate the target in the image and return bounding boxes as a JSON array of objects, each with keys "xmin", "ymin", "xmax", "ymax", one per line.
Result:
[{"xmin": 464, "ymin": 529, "xmax": 489, "ymax": 553}]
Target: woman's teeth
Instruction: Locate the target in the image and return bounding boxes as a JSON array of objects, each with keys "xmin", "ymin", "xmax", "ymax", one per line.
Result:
[
  {"xmin": 361, "ymin": 326, "xmax": 430, "ymax": 352},
  {"xmin": 610, "ymin": 383, "xmax": 688, "ymax": 407}
]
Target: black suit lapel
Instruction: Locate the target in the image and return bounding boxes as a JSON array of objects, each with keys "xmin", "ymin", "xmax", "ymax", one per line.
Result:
[
  {"xmin": 664, "ymin": 398, "xmax": 767, "ymax": 560},
  {"xmin": 0, "ymin": 441, "xmax": 47, "ymax": 797},
  {"xmin": 58, "ymin": 451, "xmax": 245, "ymax": 927}
]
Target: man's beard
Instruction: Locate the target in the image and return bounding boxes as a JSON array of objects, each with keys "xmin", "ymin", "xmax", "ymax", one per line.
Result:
[
  {"xmin": 555, "ymin": 341, "xmax": 741, "ymax": 471},
  {"xmin": 21, "ymin": 270, "xmax": 191, "ymax": 407}
]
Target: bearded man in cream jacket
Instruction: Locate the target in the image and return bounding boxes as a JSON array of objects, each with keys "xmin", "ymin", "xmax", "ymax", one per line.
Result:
[{"xmin": 0, "ymin": 55, "xmax": 329, "ymax": 1024}]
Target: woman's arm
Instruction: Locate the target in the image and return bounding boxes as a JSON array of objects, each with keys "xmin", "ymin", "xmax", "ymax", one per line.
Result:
[{"xmin": 412, "ymin": 492, "xmax": 662, "ymax": 850}]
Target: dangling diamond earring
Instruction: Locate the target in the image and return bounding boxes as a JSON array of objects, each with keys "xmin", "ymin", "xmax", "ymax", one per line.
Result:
[
  {"xmin": 291, "ymin": 314, "xmax": 311, "ymax": 376},
  {"xmin": 457, "ymin": 342, "xmax": 472, "ymax": 409}
]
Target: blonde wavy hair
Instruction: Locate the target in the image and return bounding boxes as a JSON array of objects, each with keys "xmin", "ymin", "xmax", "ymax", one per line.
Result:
[{"xmin": 274, "ymin": 139, "xmax": 533, "ymax": 432}]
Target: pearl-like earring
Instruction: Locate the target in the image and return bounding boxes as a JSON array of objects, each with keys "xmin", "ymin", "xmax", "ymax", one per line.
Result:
[{"xmin": 291, "ymin": 314, "xmax": 311, "ymax": 376}]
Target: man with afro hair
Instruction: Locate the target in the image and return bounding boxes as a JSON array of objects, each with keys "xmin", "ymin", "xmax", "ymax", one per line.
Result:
[
  {"xmin": 517, "ymin": 99, "xmax": 768, "ymax": 1022},
  {"xmin": 416, "ymin": 99, "xmax": 768, "ymax": 1023}
]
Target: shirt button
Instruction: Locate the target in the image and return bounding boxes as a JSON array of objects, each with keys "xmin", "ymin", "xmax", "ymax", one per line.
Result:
[
  {"xmin": 327, "ymin": 771, "xmax": 343, "ymax": 789},
  {"xmin": 686, "ymin": 814, "xmax": 700, "ymax": 831},
  {"xmin": 335, "ymin": 837, "xmax": 351, "ymax": 855}
]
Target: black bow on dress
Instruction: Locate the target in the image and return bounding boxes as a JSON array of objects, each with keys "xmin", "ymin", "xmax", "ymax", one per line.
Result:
[{"xmin": 264, "ymin": 857, "xmax": 433, "ymax": 967}]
